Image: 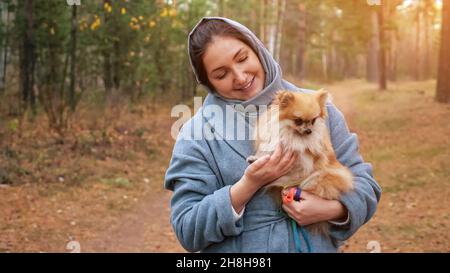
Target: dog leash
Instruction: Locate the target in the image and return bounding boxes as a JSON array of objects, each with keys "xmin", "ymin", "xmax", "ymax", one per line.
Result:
[{"xmin": 283, "ymin": 187, "xmax": 313, "ymax": 253}]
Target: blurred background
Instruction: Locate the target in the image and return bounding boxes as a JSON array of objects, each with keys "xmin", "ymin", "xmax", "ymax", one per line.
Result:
[{"xmin": 0, "ymin": 0, "xmax": 449, "ymax": 252}]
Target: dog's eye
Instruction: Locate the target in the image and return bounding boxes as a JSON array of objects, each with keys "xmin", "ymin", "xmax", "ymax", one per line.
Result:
[
  {"xmin": 294, "ymin": 118, "xmax": 303, "ymax": 126},
  {"xmin": 312, "ymin": 118, "xmax": 317, "ymax": 125}
]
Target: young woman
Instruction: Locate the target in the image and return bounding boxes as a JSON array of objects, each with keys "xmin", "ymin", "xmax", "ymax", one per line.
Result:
[{"xmin": 164, "ymin": 17, "xmax": 381, "ymax": 252}]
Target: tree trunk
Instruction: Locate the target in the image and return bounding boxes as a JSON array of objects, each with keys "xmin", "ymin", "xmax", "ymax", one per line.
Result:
[
  {"xmin": 251, "ymin": 0, "xmax": 257, "ymax": 35},
  {"xmin": 388, "ymin": 29, "xmax": 398, "ymax": 82},
  {"xmin": 423, "ymin": 0, "xmax": 432, "ymax": 79},
  {"xmin": 103, "ymin": 49, "xmax": 113, "ymax": 98},
  {"xmin": 366, "ymin": 9, "xmax": 379, "ymax": 83},
  {"xmin": 267, "ymin": 0, "xmax": 277, "ymax": 55},
  {"xmin": 0, "ymin": 1, "xmax": 10, "ymax": 93},
  {"xmin": 378, "ymin": 3, "xmax": 387, "ymax": 90},
  {"xmin": 296, "ymin": 3, "xmax": 306, "ymax": 80},
  {"xmin": 113, "ymin": 39, "xmax": 121, "ymax": 90},
  {"xmin": 386, "ymin": 0, "xmax": 398, "ymax": 82},
  {"xmin": 69, "ymin": 4, "xmax": 77, "ymax": 112},
  {"xmin": 20, "ymin": 0, "xmax": 36, "ymax": 114},
  {"xmin": 436, "ymin": 0, "xmax": 450, "ymax": 103},
  {"xmin": 328, "ymin": 31, "xmax": 338, "ymax": 80},
  {"xmin": 259, "ymin": 0, "xmax": 267, "ymax": 45},
  {"xmin": 274, "ymin": 0, "xmax": 285, "ymax": 62},
  {"xmin": 103, "ymin": 0, "xmax": 113, "ymax": 99},
  {"xmin": 414, "ymin": 7, "xmax": 422, "ymax": 80}
]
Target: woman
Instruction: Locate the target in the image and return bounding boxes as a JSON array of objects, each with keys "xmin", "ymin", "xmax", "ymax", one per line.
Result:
[{"xmin": 164, "ymin": 17, "xmax": 381, "ymax": 253}]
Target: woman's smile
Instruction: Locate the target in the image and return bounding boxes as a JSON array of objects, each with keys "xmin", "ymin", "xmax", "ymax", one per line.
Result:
[{"xmin": 234, "ymin": 75, "xmax": 255, "ymax": 91}]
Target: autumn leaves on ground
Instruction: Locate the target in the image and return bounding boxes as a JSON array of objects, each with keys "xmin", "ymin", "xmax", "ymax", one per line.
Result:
[{"xmin": 1, "ymin": 80, "xmax": 449, "ymax": 252}]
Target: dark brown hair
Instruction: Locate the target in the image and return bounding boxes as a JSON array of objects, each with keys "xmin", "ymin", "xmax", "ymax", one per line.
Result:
[{"xmin": 189, "ymin": 19, "xmax": 259, "ymax": 91}]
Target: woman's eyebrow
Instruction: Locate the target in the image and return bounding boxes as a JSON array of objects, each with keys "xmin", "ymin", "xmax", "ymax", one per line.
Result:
[{"xmin": 211, "ymin": 48, "xmax": 245, "ymax": 73}]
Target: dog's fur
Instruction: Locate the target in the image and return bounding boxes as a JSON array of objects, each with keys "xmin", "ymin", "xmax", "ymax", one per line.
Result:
[{"xmin": 247, "ymin": 89, "xmax": 354, "ymax": 235}]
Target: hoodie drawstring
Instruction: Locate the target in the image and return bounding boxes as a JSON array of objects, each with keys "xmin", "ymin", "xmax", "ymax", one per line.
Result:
[
  {"xmin": 267, "ymin": 223, "xmax": 276, "ymax": 253},
  {"xmin": 291, "ymin": 219, "xmax": 313, "ymax": 253}
]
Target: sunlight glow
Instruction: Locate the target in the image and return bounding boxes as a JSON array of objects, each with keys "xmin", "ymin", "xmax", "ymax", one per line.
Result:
[
  {"xmin": 397, "ymin": 0, "xmax": 414, "ymax": 12},
  {"xmin": 434, "ymin": 0, "xmax": 443, "ymax": 10}
]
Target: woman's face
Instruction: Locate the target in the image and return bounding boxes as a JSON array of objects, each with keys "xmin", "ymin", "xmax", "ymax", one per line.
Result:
[{"xmin": 202, "ymin": 36, "xmax": 265, "ymax": 101}]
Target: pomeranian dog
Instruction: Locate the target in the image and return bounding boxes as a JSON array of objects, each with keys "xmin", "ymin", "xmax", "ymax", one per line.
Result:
[{"xmin": 247, "ymin": 89, "xmax": 354, "ymax": 235}]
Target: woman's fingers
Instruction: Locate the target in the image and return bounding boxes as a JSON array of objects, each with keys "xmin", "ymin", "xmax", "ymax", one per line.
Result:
[
  {"xmin": 282, "ymin": 203, "xmax": 297, "ymax": 219},
  {"xmin": 247, "ymin": 146, "xmax": 299, "ymax": 183},
  {"xmin": 282, "ymin": 204, "xmax": 291, "ymax": 214},
  {"xmin": 283, "ymin": 203, "xmax": 305, "ymax": 225},
  {"xmin": 269, "ymin": 144, "xmax": 283, "ymax": 163},
  {"xmin": 246, "ymin": 154, "xmax": 270, "ymax": 173},
  {"xmin": 279, "ymin": 152, "xmax": 298, "ymax": 173},
  {"xmin": 278, "ymin": 150, "xmax": 293, "ymax": 164},
  {"xmin": 288, "ymin": 152, "xmax": 298, "ymax": 167}
]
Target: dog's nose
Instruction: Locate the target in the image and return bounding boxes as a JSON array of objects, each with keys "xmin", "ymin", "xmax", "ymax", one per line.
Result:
[{"xmin": 305, "ymin": 129, "xmax": 312, "ymax": 135}]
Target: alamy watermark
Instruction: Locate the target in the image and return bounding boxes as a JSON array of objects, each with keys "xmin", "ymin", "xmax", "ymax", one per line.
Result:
[
  {"xmin": 63, "ymin": 239, "xmax": 380, "ymax": 253},
  {"xmin": 66, "ymin": 240, "xmax": 81, "ymax": 253},
  {"xmin": 66, "ymin": 0, "xmax": 81, "ymax": 6},
  {"xmin": 170, "ymin": 97, "xmax": 280, "ymax": 151},
  {"xmin": 367, "ymin": 0, "xmax": 381, "ymax": 6},
  {"xmin": 366, "ymin": 240, "xmax": 382, "ymax": 253}
]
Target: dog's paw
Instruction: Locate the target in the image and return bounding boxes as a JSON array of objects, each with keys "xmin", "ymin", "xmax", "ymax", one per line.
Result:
[{"xmin": 246, "ymin": 155, "xmax": 258, "ymax": 164}]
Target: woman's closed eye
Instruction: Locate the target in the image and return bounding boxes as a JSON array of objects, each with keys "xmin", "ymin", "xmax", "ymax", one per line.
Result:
[
  {"xmin": 214, "ymin": 56, "xmax": 248, "ymax": 79},
  {"xmin": 216, "ymin": 72, "xmax": 227, "ymax": 79},
  {"xmin": 238, "ymin": 56, "xmax": 248, "ymax": 63}
]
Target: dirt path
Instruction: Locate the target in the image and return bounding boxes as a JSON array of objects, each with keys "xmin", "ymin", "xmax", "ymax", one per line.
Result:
[
  {"xmin": 324, "ymin": 79, "xmax": 376, "ymax": 122},
  {"xmin": 83, "ymin": 189, "xmax": 184, "ymax": 252}
]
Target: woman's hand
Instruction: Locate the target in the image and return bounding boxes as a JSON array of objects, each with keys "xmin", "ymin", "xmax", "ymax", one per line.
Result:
[
  {"xmin": 243, "ymin": 144, "xmax": 298, "ymax": 189},
  {"xmin": 230, "ymin": 144, "xmax": 298, "ymax": 214},
  {"xmin": 282, "ymin": 190, "xmax": 348, "ymax": 226}
]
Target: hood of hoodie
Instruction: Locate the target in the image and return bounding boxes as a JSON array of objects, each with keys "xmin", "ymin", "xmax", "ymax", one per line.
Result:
[{"xmin": 188, "ymin": 17, "xmax": 287, "ymax": 109}]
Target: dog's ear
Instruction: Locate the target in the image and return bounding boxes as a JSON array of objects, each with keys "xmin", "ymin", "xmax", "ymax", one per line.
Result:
[
  {"xmin": 274, "ymin": 90, "xmax": 294, "ymax": 108},
  {"xmin": 316, "ymin": 89, "xmax": 329, "ymax": 117},
  {"xmin": 316, "ymin": 89, "xmax": 328, "ymax": 106}
]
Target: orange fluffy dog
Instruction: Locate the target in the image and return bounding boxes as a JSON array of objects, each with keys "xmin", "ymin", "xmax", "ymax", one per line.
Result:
[{"xmin": 247, "ymin": 89, "xmax": 354, "ymax": 235}]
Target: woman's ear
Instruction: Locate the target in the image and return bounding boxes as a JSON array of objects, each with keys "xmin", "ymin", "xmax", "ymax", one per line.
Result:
[{"xmin": 274, "ymin": 90, "xmax": 294, "ymax": 108}]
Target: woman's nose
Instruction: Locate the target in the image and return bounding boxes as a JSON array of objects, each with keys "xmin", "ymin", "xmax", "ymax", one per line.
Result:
[{"xmin": 234, "ymin": 71, "xmax": 247, "ymax": 85}]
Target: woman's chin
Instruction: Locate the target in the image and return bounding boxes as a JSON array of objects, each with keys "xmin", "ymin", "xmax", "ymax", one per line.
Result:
[{"xmin": 223, "ymin": 81, "xmax": 263, "ymax": 101}]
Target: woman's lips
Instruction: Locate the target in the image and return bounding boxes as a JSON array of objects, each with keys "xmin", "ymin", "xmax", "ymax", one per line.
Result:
[{"xmin": 235, "ymin": 76, "xmax": 255, "ymax": 91}]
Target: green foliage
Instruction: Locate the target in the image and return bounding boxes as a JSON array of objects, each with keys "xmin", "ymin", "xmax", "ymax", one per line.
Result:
[
  {"xmin": 101, "ymin": 177, "xmax": 131, "ymax": 188},
  {"xmin": 2, "ymin": 0, "xmax": 443, "ymax": 117},
  {"xmin": 7, "ymin": 118, "xmax": 18, "ymax": 133}
]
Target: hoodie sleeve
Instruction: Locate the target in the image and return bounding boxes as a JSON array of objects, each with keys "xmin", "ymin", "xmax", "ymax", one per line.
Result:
[
  {"xmin": 164, "ymin": 121, "xmax": 244, "ymax": 252},
  {"xmin": 326, "ymin": 103, "xmax": 382, "ymax": 242}
]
